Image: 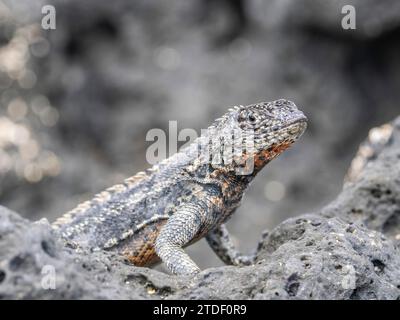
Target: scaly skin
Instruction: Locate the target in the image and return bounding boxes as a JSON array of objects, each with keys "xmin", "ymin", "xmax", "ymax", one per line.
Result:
[{"xmin": 52, "ymin": 99, "xmax": 308, "ymax": 275}]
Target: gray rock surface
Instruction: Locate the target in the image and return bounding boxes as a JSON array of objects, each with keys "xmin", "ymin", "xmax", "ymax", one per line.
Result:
[
  {"xmin": 0, "ymin": 206, "xmax": 135, "ymax": 299},
  {"xmin": 322, "ymin": 117, "xmax": 400, "ymax": 244},
  {"xmin": 1, "ymin": 117, "xmax": 400, "ymax": 300}
]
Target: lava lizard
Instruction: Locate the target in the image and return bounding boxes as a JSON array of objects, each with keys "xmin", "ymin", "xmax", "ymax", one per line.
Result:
[{"xmin": 52, "ymin": 99, "xmax": 308, "ymax": 275}]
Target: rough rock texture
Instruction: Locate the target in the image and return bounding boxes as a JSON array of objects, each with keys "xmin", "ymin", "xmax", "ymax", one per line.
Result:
[
  {"xmin": 322, "ymin": 116, "xmax": 400, "ymax": 245},
  {"xmin": 253, "ymin": 215, "xmax": 399, "ymax": 300},
  {"xmin": 0, "ymin": 206, "xmax": 136, "ymax": 299},
  {"xmin": 1, "ymin": 208, "xmax": 399, "ymax": 300},
  {"xmin": 1, "ymin": 117, "xmax": 400, "ymax": 300}
]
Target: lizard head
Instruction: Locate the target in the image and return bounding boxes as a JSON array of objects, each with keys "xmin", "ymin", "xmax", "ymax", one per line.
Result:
[
  {"xmin": 237, "ymin": 99, "xmax": 307, "ymax": 142},
  {"xmin": 215, "ymin": 99, "xmax": 307, "ymax": 175}
]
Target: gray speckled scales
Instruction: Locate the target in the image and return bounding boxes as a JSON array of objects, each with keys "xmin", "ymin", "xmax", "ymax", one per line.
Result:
[
  {"xmin": 53, "ymin": 100, "xmax": 308, "ymax": 275},
  {"xmin": 54, "ymin": 145, "xmax": 208, "ymax": 249}
]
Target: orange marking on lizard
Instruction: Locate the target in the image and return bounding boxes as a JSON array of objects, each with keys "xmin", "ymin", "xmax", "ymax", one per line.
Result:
[
  {"xmin": 120, "ymin": 220, "xmax": 167, "ymax": 266},
  {"xmin": 254, "ymin": 142, "xmax": 292, "ymax": 170}
]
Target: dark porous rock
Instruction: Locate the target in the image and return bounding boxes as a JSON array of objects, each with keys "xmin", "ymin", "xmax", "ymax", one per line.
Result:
[
  {"xmin": 1, "ymin": 117, "xmax": 400, "ymax": 299},
  {"xmin": 0, "ymin": 205, "xmax": 188, "ymax": 299},
  {"xmin": 322, "ymin": 116, "xmax": 400, "ymax": 243},
  {"xmin": 2, "ymin": 209, "xmax": 399, "ymax": 299},
  {"xmin": 167, "ymin": 214, "xmax": 400, "ymax": 300},
  {"xmin": 0, "ymin": 205, "xmax": 154, "ymax": 299},
  {"xmin": 252, "ymin": 214, "xmax": 400, "ymax": 300}
]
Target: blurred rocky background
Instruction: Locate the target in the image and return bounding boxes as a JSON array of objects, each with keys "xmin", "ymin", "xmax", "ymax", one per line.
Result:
[{"xmin": 0, "ymin": 0, "xmax": 399, "ymax": 270}]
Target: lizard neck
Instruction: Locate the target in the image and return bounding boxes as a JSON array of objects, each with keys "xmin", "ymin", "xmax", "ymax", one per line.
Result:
[{"xmin": 208, "ymin": 167, "xmax": 253, "ymax": 201}]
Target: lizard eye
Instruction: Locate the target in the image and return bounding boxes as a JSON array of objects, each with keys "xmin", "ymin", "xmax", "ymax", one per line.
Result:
[
  {"xmin": 248, "ymin": 114, "xmax": 257, "ymax": 123},
  {"xmin": 239, "ymin": 110, "xmax": 257, "ymax": 124}
]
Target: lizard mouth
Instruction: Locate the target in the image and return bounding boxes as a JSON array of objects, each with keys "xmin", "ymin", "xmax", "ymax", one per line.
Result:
[
  {"xmin": 286, "ymin": 114, "xmax": 308, "ymax": 127},
  {"xmin": 284, "ymin": 115, "xmax": 308, "ymax": 135}
]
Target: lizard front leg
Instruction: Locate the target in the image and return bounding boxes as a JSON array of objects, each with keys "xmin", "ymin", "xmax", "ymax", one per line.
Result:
[
  {"xmin": 206, "ymin": 224, "xmax": 269, "ymax": 266},
  {"xmin": 154, "ymin": 204, "xmax": 204, "ymax": 275}
]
